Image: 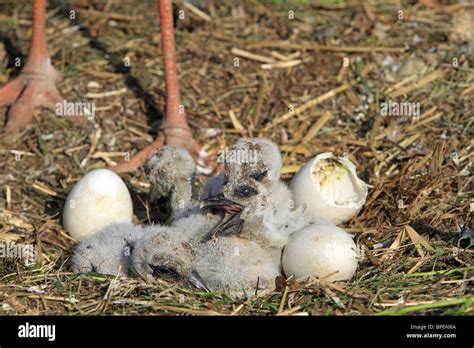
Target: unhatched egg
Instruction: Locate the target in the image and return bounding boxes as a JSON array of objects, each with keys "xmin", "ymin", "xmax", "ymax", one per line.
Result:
[
  {"xmin": 63, "ymin": 169, "xmax": 133, "ymax": 240},
  {"xmin": 282, "ymin": 223, "xmax": 359, "ymax": 282}
]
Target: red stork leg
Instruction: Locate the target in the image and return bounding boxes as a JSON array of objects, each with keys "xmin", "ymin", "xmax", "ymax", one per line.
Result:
[
  {"xmin": 0, "ymin": 0, "xmax": 84, "ymax": 140},
  {"xmin": 111, "ymin": 0, "xmax": 216, "ymax": 174}
]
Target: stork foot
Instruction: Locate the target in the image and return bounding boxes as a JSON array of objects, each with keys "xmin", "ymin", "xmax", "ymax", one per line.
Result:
[{"xmin": 0, "ymin": 62, "xmax": 85, "ymax": 142}]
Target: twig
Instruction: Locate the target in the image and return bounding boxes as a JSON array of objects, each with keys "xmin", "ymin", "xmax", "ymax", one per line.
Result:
[
  {"xmin": 389, "ymin": 70, "xmax": 446, "ymax": 98},
  {"xmin": 240, "ymin": 39, "xmax": 405, "ymax": 53},
  {"xmin": 85, "ymin": 88, "xmax": 127, "ymax": 98},
  {"xmin": 231, "ymin": 47, "xmax": 275, "ymax": 63},
  {"xmin": 183, "ymin": 1, "xmax": 212, "ymax": 21},
  {"xmin": 269, "ymin": 82, "xmax": 354, "ymax": 127},
  {"xmin": 375, "ymin": 297, "xmax": 472, "ymax": 315},
  {"xmin": 261, "ymin": 59, "xmax": 302, "ymax": 69},
  {"xmin": 302, "ymin": 111, "xmax": 332, "ymax": 143}
]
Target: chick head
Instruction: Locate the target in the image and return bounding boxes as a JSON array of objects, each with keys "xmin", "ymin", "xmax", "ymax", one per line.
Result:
[
  {"xmin": 131, "ymin": 229, "xmax": 210, "ymax": 292},
  {"xmin": 217, "ymin": 174, "xmax": 271, "ymax": 232},
  {"xmin": 145, "ymin": 146, "xmax": 196, "ymax": 203},
  {"xmin": 224, "ymin": 138, "xmax": 282, "ymax": 189}
]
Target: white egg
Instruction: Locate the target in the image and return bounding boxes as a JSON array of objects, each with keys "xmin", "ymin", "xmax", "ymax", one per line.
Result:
[
  {"xmin": 290, "ymin": 152, "xmax": 368, "ymax": 224},
  {"xmin": 282, "ymin": 223, "xmax": 359, "ymax": 282},
  {"xmin": 63, "ymin": 169, "xmax": 133, "ymax": 240}
]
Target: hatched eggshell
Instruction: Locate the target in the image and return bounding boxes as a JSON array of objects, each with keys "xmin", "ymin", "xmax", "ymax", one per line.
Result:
[
  {"xmin": 282, "ymin": 223, "xmax": 359, "ymax": 282},
  {"xmin": 63, "ymin": 169, "xmax": 133, "ymax": 240},
  {"xmin": 290, "ymin": 152, "xmax": 368, "ymax": 224}
]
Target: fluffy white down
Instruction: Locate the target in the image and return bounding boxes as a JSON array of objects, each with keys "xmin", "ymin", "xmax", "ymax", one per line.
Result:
[{"xmin": 282, "ymin": 223, "xmax": 359, "ymax": 282}]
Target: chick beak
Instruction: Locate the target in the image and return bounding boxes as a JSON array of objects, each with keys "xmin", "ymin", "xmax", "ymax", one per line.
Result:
[
  {"xmin": 201, "ymin": 193, "xmax": 244, "ymax": 242},
  {"xmin": 187, "ymin": 270, "xmax": 211, "ymax": 292}
]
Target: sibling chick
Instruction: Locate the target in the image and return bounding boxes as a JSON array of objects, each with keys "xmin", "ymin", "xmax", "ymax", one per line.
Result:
[
  {"xmin": 70, "ymin": 146, "xmax": 200, "ymax": 278},
  {"xmin": 136, "ymin": 145, "xmax": 281, "ymax": 296},
  {"xmin": 130, "ymin": 213, "xmax": 213, "ymax": 291},
  {"xmin": 193, "ymin": 235, "xmax": 280, "ymax": 297},
  {"xmin": 201, "ymin": 138, "xmax": 281, "ymax": 200},
  {"xmin": 131, "ymin": 212, "xmax": 280, "ymax": 297},
  {"xmin": 145, "ymin": 145, "xmax": 197, "ymax": 218},
  {"xmin": 70, "ymin": 222, "xmax": 162, "ymax": 276},
  {"xmin": 216, "ymin": 138, "xmax": 315, "ymax": 249},
  {"xmin": 224, "ymin": 137, "xmax": 283, "ymax": 187}
]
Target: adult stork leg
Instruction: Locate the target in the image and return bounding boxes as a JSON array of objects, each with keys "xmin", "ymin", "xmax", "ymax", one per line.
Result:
[
  {"xmin": 0, "ymin": 0, "xmax": 84, "ymax": 141},
  {"xmin": 111, "ymin": 0, "xmax": 215, "ymax": 174}
]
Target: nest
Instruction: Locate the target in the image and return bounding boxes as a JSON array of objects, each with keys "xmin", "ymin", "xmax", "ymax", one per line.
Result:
[{"xmin": 0, "ymin": 0, "xmax": 472, "ymax": 315}]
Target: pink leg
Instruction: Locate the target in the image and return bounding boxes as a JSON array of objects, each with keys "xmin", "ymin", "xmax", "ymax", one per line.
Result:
[
  {"xmin": 0, "ymin": 0, "xmax": 85, "ymax": 139},
  {"xmin": 111, "ymin": 0, "xmax": 216, "ymax": 174}
]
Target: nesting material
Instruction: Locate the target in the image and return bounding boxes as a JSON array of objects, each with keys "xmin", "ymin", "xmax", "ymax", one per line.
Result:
[
  {"xmin": 63, "ymin": 169, "xmax": 133, "ymax": 240},
  {"xmin": 282, "ymin": 223, "xmax": 359, "ymax": 282},
  {"xmin": 290, "ymin": 152, "xmax": 368, "ymax": 224}
]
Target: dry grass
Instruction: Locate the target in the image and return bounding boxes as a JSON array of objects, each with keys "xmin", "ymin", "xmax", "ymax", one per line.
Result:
[{"xmin": 0, "ymin": 0, "xmax": 472, "ymax": 315}]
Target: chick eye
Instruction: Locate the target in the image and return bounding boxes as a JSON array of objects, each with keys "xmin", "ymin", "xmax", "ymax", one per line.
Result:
[
  {"xmin": 149, "ymin": 265, "xmax": 178, "ymax": 278},
  {"xmin": 250, "ymin": 169, "xmax": 268, "ymax": 182},
  {"xmin": 234, "ymin": 185, "xmax": 258, "ymax": 198}
]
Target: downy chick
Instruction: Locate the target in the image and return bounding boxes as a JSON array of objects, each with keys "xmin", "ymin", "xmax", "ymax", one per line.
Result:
[
  {"xmin": 193, "ymin": 235, "xmax": 280, "ymax": 297},
  {"xmin": 224, "ymin": 137, "xmax": 282, "ymax": 187},
  {"xmin": 70, "ymin": 222, "xmax": 162, "ymax": 276},
  {"xmin": 139, "ymin": 144, "xmax": 281, "ymax": 296},
  {"xmin": 145, "ymin": 145, "xmax": 198, "ymax": 218},
  {"xmin": 217, "ymin": 138, "xmax": 314, "ymax": 249},
  {"xmin": 130, "ymin": 213, "xmax": 213, "ymax": 291},
  {"xmin": 201, "ymin": 138, "xmax": 281, "ymax": 200},
  {"xmin": 69, "ymin": 195, "xmax": 241, "ymax": 282},
  {"xmin": 131, "ymin": 211, "xmax": 280, "ymax": 298}
]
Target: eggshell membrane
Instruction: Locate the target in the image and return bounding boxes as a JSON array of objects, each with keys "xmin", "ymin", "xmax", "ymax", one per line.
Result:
[
  {"xmin": 63, "ymin": 169, "xmax": 133, "ymax": 240},
  {"xmin": 290, "ymin": 153, "xmax": 368, "ymax": 224},
  {"xmin": 282, "ymin": 223, "xmax": 358, "ymax": 282}
]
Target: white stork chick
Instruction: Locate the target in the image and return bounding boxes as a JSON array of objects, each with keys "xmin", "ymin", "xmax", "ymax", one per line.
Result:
[
  {"xmin": 70, "ymin": 222, "xmax": 161, "ymax": 276},
  {"xmin": 131, "ymin": 211, "xmax": 281, "ymax": 297},
  {"xmin": 215, "ymin": 138, "xmax": 318, "ymax": 249},
  {"xmin": 193, "ymin": 234, "xmax": 281, "ymax": 297},
  {"xmin": 145, "ymin": 146, "xmax": 198, "ymax": 218}
]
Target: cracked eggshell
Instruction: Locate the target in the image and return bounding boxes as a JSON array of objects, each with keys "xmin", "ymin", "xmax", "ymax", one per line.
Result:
[
  {"xmin": 63, "ymin": 169, "xmax": 133, "ymax": 240},
  {"xmin": 282, "ymin": 223, "xmax": 359, "ymax": 282},
  {"xmin": 290, "ymin": 152, "xmax": 368, "ymax": 224}
]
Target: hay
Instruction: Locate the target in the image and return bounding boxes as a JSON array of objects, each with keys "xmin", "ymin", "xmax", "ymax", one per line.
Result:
[{"xmin": 0, "ymin": 0, "xmax": 472, "ymax": 315}]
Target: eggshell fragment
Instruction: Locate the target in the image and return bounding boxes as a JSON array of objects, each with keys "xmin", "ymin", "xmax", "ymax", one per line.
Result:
[
  {"xmin": 290, "ymin": 152, "xmax": 368, "ymax": 224},
  {"xmin": 63, "ymin": 169, "xmax": 133, "ymax": 240},
  {"xmin": 282, "ymin": 223, "xmax": 359, "ymax": 282}
]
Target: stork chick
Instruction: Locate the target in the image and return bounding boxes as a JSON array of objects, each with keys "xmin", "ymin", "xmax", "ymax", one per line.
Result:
[
  {"xmin": 216, "ymin": 138, "xmax": 316, "ymax": 249},
  {"xmin": 145, "ymin": 146, "xmax": 197, "ymax": 218},
  {"xmin": 130, "ymin": 214, "xmax": 214, "ymax": 292},
  {"xmin": 136, "ymin": 144, "xmax": 281, "ymax": 296},
  {"xmin": 131, "ymin": 211, "xmax": 280, "ymax": 298},
  {"xmin": 70, "ymin": 222, "xmax": 160, "ymax": 276}
]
